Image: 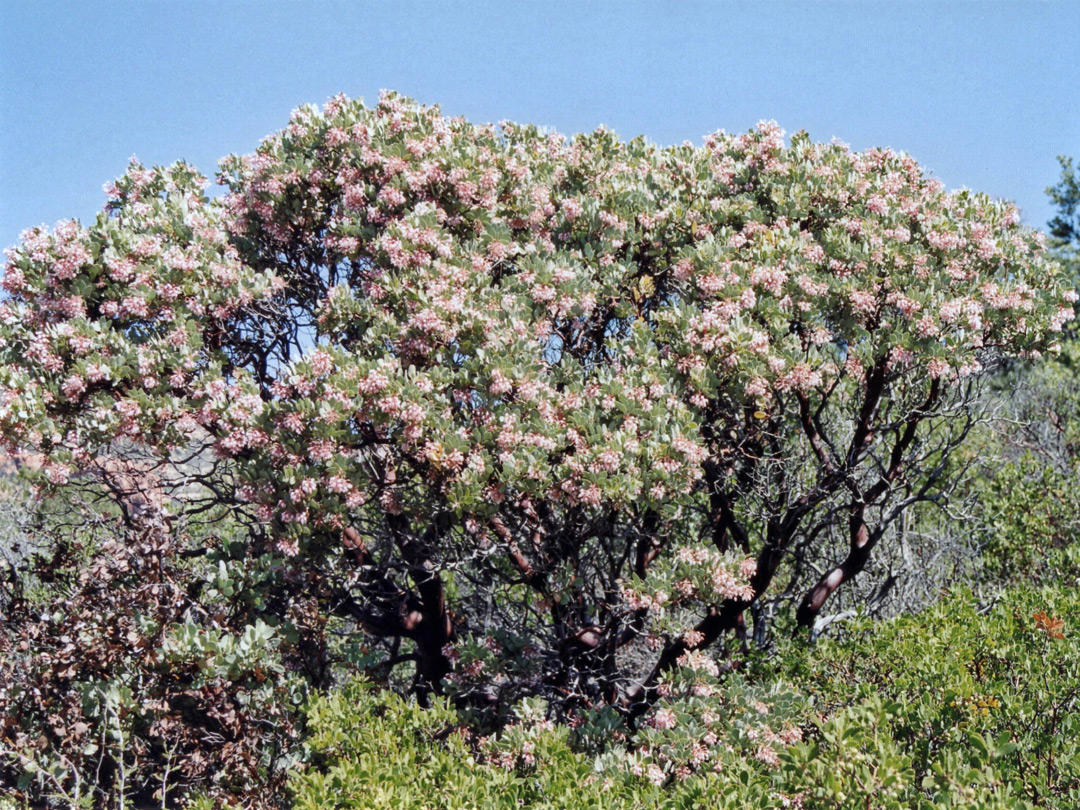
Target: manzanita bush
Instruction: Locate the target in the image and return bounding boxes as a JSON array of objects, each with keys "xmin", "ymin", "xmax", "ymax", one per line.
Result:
[
  {"xmin": 0, "ymin": 92, "xmax": 1074, "ymax": 803},
  {"xmin": 0, "ymin": 497, "xmax": 304, "ymax": 807}
]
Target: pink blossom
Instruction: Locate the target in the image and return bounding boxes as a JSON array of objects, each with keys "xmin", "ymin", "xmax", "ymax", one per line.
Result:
[
  {"xmin": 358, "ymin": 369, "xmax": 389, "ymax": 394},
  {"xmin": 739, "ymin": 557, "xmax": 758, "ymax": 580},
  {"xmin": 115, "ymin": 399, "xmax": 141, "ymax": 420},
  {"xmin": 849, "ymin": 289, "xmax": 877, "ymax": 314},
  {"xmin": 646, "ymin": 764, "xmax": 666, "ymax": 786},
  {"xmin": 754, "ymin": 744, "xmax": 780, "ymax": 768},
  {"xmin": 649, "ymin": 708, "xmax": 677, "ymax": 730},
  {"xmin": 682, "ymin": 628, "xmax": 705, "ymax": 646},
  {"xmin": 44, "ymin": 463, "xmax": 72, "ymax": 485},
  {"xmin": 677, "ymin": 650, "xmax": 720, "ymax": 677},
  {"xmin": 780, "ymin": 725, "xmax": 803, "ymax": 745},
  {"xmin": 308, "ymin": 349, "xmax": 334, "ymax": 377},
  {"xmin": 307, "ymin": 439, "xmax": 336, "ymax": 462},
  {"xmin": 61, "ymin": 375, "xmax": 86, "ymax": 400}
]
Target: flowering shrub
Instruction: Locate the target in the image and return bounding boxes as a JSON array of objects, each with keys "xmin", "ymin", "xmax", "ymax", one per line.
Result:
[
  {"xmin": 0, "ymin": 91, "xmax": 1073, "ymax": 777},
  {"xmin": 626, "ymin": 666, "xmax": 805, "ymax": 785}
]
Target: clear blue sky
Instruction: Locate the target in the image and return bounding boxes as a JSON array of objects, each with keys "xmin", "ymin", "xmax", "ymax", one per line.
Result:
[{"xmin": 2, "ymin": 1, "xmax": 1077, "ymax": 251}]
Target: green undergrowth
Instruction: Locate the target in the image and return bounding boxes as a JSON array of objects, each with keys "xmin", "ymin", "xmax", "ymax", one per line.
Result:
[
  {"xmin": 768, "ymin": 585, "xmax": 1080, "ymax": 808},
  {"xmin": 280, "ymin": 587, "xmax": 1078, "ymax": 810}
]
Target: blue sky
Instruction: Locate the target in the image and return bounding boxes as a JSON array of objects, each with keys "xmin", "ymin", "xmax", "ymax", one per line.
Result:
[{"xmin": 2, "ymin": 1, "xmax": 1077, "ymax": 250}]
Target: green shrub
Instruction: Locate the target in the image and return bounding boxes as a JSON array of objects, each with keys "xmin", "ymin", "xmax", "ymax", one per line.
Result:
[
  {"xmin": 289, "ymin": 584, "xmax": 1079, "ymax": 810},
  {"xmin": 965, "ymin": 339, "xmax": 1080, "ymax": 586},
  {"xmin": 288, "ymin": 680, "xmax": 795, "ymax": 810},
  {"xmin": 773, "ymin": 586, "xmax": 1079, "ymax": 807},
  {"xmin": 976, "ymin": 455, "xmax": 1080, "ymax": 584}
]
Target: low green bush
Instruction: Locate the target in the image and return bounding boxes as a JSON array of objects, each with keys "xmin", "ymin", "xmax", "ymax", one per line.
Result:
[
  {"xmin": 288, "ymin": 679, "xmax": 797, "ymax": 810},
  {"xmin": 976, "ymin": 456, "xmax": 1080, "ymax": 584},
  {"xmin": 289, "ymin": 585, "xmax": 1078, "ymax": 810},
  {"xmin": 965, "ymin": 339, "xmax": 1080, "ymax": 587},
  {"xmin": 773, "ymin": 586, "xmax": 1079, "ymax": 807}
]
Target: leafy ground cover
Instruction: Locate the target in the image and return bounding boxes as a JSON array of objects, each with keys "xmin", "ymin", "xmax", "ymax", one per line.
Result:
[{"xmin": 278, "ymin": 586, "xmax": 1076, "ymax": 810}]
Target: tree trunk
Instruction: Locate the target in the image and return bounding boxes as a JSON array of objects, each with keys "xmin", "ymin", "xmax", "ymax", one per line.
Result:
[{"xmin": 795, "ymin": 502, "xmax": 874, "ymax": 629}]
